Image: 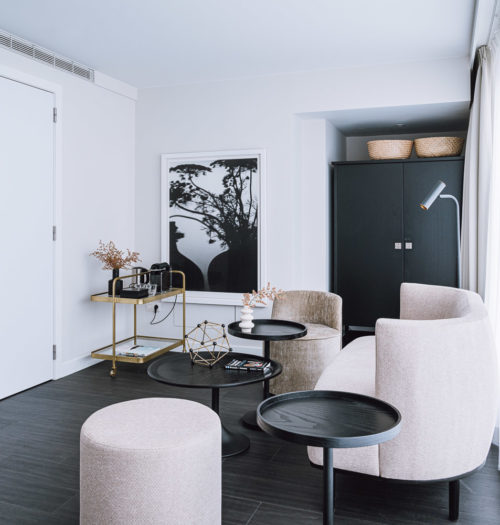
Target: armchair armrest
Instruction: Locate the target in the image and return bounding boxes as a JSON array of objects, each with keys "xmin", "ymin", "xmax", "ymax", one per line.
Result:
[
  {"xmin": 375, "ymin": 316, "xmax": 497, "ymax": 481},
  {"xmin": 272, "ymin": 290, "xmax": 342, "ymax": 331},
  {"xmin": 317, "ymin": 292, "xmax": 342, "ymax": 331},
  {"xmin": 400, "ymin": 282, "xmax": 469, "ymax": 320}
]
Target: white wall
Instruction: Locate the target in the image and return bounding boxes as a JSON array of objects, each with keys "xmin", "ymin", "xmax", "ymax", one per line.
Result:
[
  {"xmin": 0, "ymin": 47, "xmax": 137, "ymax": 377},
  {"xmin": 298, "ymin": 119, "xmax": 346, "ymax": 290},
  {"xmin": 0, "ymin": 47, "xmax": 472, "ymax": 370},
  {"xmin": 135, "ymin": 57, "xmax": 470, "ymax": 345}
]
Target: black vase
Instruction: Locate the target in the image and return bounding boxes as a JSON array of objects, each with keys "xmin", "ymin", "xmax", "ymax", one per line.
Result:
[
  {"xmin": 208, "ymin": 243, "xmax": 258, "ymax": 292},
  {"xmin": 108, "ymin": 268, "xmax": 123, "ymax": 296},
  {"xmin": 169, "ymin": 221, "xmax": 205, "ymax": 290}
]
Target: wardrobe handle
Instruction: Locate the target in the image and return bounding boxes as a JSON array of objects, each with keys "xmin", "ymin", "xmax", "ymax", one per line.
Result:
[
  {"xmin": 405, "ymin": 242, "xmax": 413, "ymax": 250},
  {"xmin": 394, "ymin": 242, "xmax": 402, "ymax": 250}
]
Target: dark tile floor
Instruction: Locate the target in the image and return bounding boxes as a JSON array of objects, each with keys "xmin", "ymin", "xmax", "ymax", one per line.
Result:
[{"xmin": 0, "ymin": 360, "xmax": 498, "ymax": 524}]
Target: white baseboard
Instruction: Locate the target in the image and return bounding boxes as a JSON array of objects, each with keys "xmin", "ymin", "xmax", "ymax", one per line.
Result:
[
  {"xmin": 54, "ymin": 354, "xmax": 98, "ymax": 380},
  {"xmin": 493, "ymin": 426, "xmax": 499, "ymax": 447}
]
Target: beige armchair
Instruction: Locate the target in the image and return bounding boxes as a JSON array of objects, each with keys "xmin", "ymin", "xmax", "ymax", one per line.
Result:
[
  {"xmin": 308, "ymin": 283, "xmax": 498, "ymax": 521},
  {"xmin": 269, "ymin": 290, "xmax": 342, "ymax": 395}
]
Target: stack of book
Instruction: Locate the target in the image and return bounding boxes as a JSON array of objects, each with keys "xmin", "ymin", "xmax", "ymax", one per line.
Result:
[{"xmin": 225, "ymin": 358, "xmax": 271, "ymax": 371}]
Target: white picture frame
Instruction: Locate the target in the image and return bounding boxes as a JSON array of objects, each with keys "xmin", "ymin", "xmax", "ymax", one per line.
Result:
[{"xmin": 161, "ymin": 149, "xmax": 266, "ymax": 305}]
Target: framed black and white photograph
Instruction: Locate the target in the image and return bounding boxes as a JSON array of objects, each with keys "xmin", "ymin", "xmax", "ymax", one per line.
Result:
[{"xmin": 161, "ymin": 149, "xmax": 266, "ymax": 304}]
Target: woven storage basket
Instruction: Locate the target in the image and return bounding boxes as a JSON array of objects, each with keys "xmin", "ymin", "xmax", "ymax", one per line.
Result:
[
  {"xmin": 414, "ymin": 137, "xmax": 464, "ymax": 158},
  {"xmin": 367, "ymin": 140, "xmax": 413, "ymax": 160}
]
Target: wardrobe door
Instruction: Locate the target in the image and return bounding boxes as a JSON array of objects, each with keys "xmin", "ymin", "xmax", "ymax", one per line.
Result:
[
  {"xmin": 403, "ymin": 159, "xmax": 463, "ymax": 287},
  {"xmin": 332, "ymin": 162, "xmax": 403, "ymax": 328}
]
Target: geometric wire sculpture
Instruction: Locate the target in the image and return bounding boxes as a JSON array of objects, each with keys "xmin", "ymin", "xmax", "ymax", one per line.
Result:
[{"xmin": 186, "ymin": 320, "xmax": 232, "ymax": 367}]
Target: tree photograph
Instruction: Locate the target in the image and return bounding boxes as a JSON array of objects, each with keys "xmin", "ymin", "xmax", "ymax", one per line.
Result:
[{"xmin": 167, "ymin": 153, "xmax": 260, "ymax": 293}]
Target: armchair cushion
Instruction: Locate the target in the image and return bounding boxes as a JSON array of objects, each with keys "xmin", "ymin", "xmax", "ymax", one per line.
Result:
[
  {"xmin": 300, "ymin": 323, "xmax": 340, "ymax": 341},
  {"xmin": 314, "ymin": 335, "xmax": 375, "ymax": 396},
  {"xmin": 308, "ymin": 336, "xmax": 379, "ymax": 476}
]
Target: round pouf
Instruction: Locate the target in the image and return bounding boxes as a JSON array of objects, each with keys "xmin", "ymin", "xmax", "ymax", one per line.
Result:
[{"xmin": 80, "ymin": 398, "xmax": 221, "ymax": 525}]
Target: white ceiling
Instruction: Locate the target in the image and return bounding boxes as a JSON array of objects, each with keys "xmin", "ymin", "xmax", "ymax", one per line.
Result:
[
  {"xmin": 0, "ymin": 0, "xmax": 475, "ymax": 88},
  {"xmin": 301, "ymin": 102, "xmax": 471, "ymax": 136}
]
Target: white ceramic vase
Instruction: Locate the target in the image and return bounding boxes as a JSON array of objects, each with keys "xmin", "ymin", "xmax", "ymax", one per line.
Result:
[{"xmin": 239, "ymin": 305, "xmax": 254, "ymax": 332}]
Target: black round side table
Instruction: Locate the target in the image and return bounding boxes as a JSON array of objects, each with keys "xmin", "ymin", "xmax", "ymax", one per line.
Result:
[
  {"xmin": 227, "ymin": 319, "xmax": 307, "ymax": 429},
  {"xmin": 147, "ymin": 351, "xmax": 282, "ymax": 457},
  {"xmin": 258, "ymin": 390, "xmax": 402, "ymax": 525}
]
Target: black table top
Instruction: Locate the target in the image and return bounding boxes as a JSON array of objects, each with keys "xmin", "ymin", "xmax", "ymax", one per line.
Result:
[
  {"xmin": 257, "ymin": 390, "xmax": 401, "ymax": 448},
  {"xmin": 227, "ymin": 319, "xmax": 307, "ymax": 341},
  {"xmin": 148, "ymin": 351, "xmax": 282, "ymax": 389}
]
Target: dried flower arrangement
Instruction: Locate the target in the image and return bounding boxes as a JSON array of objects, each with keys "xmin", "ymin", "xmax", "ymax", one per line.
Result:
[
  {"xmin": 242, "ymin": 282, "xmax": 283, "ymax": 307},
  {"xmin": 90, "ymin": 240, "xmax": 141, "ymax": 270}
]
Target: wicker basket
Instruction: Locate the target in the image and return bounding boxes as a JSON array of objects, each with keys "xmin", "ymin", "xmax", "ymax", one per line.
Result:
[
  {"xmin": 367, "ymin": 140, "xmax": 413, "ymax": 160},
  {"xmin": 414, "ymin": 137, "xmax": 464, "ymax": 158}
]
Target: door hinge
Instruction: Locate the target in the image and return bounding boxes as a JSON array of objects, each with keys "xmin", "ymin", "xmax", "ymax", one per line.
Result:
[
  {"xmin": 53, "ymin": 107, "xmax": 57, "ymax": 123},
  {"xmin": 52, "ymin": 225, "xmax": 56, "ymax": 241},
  {"xmin": 52, "ymin": 344, "xmax": 57, "ymax": 360}
]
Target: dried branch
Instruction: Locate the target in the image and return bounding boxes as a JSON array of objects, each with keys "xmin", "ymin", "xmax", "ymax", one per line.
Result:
[
  {"xmin": 90, "ymin": 240, "xmax": 141, "ymax": 270},
  {"xmin": 169, "ymin": 159, "xmax": 258, "ymax": 249},
  {"xmin": 242, "ymin": 282, "xmax": 283, "ymax": 307}
]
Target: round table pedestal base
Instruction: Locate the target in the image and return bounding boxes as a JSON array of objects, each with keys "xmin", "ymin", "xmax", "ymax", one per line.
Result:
[
  {"xmin": 222, "ymin": 424, "xmax": 250, "ymax": 457},
  {"xmin": 323, "ymin": 447, "xmax": 334, "ymax": 524},
  {"xmin": 241, "ymin": 409, "xmax": 260, "ymax": 430}
]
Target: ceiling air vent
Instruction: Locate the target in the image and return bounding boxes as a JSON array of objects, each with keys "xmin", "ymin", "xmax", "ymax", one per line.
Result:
[
  {"xmin": 54, "ymin": 56, "xmax": 72, "ymax": 72},
  {"xmin": 0, "ymin": 28, "xmax": 94, "ymax": 82},
  {"xmin": 11, "ymin": 36, "xmax": 33, "ymax": 56},
  {"xmin": 0, "ymin": 32, "xmax": 10, "ymax": 47},
  {"xmin": 34, "ymin": 48, "xmax": 53, "ymax": 65}
]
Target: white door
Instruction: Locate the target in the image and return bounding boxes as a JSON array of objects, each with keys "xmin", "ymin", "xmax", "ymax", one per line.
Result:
[{"xmin": 0, "ymin": 75, "xmax": 54, "ymax": 399}]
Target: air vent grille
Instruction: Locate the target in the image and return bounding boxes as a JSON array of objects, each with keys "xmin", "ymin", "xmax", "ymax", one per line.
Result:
[
  {"xmin": 0, "ymin": 32, "xmax": 9, "ymax": 47},
  {"xmin": 34, "ymin": 48, "xmax": 53, "ymax": 64},
  {"xmin": 0, "ymin": 29, "xmax": 94, "ymax": 82},
  {"xmin": 54, "ymin": 57, "xmax": 72, "ymax": 72}
]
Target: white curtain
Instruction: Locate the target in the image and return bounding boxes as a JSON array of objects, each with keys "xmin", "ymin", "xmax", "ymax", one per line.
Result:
[
  {"xmin": 461, "ymin": 46, "xmax": 493, "ymax": 296},
  {"xmin": 486, "ymin": 27, "xmax": 500, "ymax": 471},
  {"xmin": 462, "ymin": 23, "xmax": 500, "ymax": 469}
]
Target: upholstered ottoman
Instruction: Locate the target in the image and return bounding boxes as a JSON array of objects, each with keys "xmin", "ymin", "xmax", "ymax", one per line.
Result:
[{"xmin": 80, "ymin": 397, "xmax": 221, "ymax": 525}]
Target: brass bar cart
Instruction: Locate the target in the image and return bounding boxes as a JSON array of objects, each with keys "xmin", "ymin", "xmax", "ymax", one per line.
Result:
[{"xmin": 90, "ymin": 270, "xmax": 186, "ymax": 377}]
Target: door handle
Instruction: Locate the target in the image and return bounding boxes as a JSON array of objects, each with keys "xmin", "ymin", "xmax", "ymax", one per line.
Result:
[
  {"xmin": 405, "ymin": 242, "xmax": 413, "ymax": 250},
  {"xmin": 394, "ymin": 242, "xmax": 402, "ymax": 250}
]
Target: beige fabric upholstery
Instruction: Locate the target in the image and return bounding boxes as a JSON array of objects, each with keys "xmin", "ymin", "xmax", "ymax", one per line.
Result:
[
  {"xmin": 301, "ymin": 323, "xmax": 340, "ymax": 341},
  {"xmin": 80, "ymin": 398, "xmax": 221, "ymax": 525},
  {"xmin": 399, "ymin": 282, "xmax": 471, "ymax": 320},
  {"xmin": 269, "ymin": 290, "xmax": 342, "ymax": 395},
  {"xmin": 314, "ymin": 335, "xmax": 375, "ymax": 396},
  {"xmin": 271, "ymin": 290, "xmax": 342, "ymax": 328},
  {"xmin": 309, "ymin": 283, "xmax": 498, "ymax": 483},
  {"xmin": 308, "ymin": 336, "xmax": 379, "ymax": 475}
]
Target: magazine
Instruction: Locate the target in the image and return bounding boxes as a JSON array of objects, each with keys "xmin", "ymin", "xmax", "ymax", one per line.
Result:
[
  {"xmin": 117, "ymin": 343, "xmax": 159, "ymax": 358},
  {"xmin": 225, "ymin": 358, "xmax": 271, "ymax": 371}
]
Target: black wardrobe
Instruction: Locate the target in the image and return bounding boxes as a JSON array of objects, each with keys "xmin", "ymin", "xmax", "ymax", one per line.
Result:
[{"xmin": 330, "ymin": 157, "xmax": 464, "ymax": 330}]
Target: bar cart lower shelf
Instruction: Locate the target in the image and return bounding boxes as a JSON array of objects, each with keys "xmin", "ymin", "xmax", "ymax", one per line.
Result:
[{"xmin": 90, "ymin": 270, "xmax": 186, "ymax": 377}]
